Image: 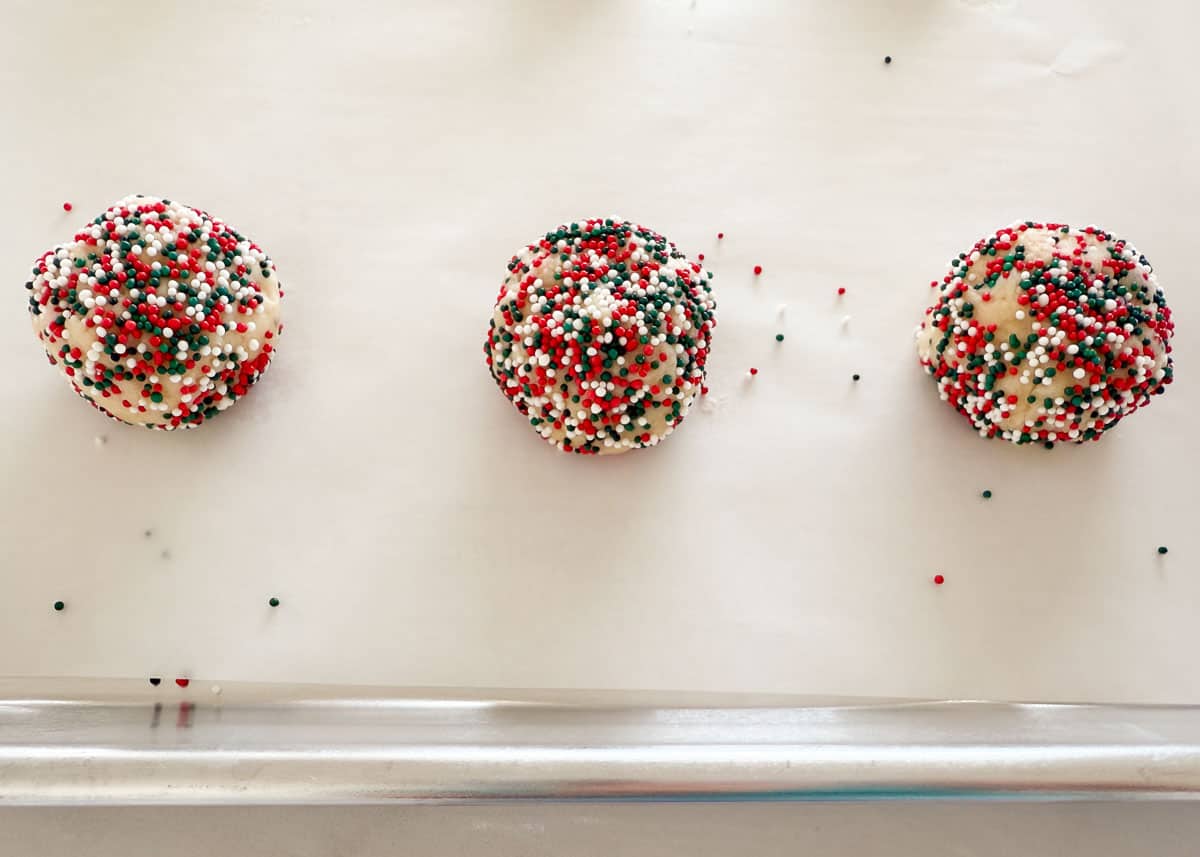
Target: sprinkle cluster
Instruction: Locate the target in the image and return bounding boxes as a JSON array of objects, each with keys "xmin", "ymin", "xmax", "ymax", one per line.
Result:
[
  {"xmin": 26, "ymin": 195, "xmax": 283, "ymax": 430},
  {"xmin": 485, "ymin": 218, "xmax": 717, "ymax": 455},
  {"xmin": 916, "ymin": 223, "xmax": 1173, "ymax": 445}
]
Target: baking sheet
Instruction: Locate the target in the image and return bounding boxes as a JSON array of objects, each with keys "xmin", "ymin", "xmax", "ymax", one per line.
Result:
[
  {"xmin": 0, "ymin": 0, "xmax": 1196, "ymax": 703},
  {"xmin": 5, "ymin": 681, "xmax": 1200, "ymax": 804}
]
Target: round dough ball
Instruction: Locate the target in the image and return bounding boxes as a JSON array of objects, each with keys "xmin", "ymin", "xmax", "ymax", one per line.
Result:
[
  {"xmin": 26, "ymin": 195, "xmax": 283, "ymax": 430},
  {"xmin": 486, "ymin": 218, "xmax": 717, "ymax": 455},
  {"xmin": 916, "ymin": 222, "xmax": 1174, "ymax": 445}
]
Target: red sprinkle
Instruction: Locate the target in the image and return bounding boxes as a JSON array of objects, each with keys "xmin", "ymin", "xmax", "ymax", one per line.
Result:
[
  {"xmin": 749, "ymin": 367, "xmax": 758, "ymax": 376},
  {"xmin": 717, "ymin": 232, "xmax": 724, "ymax": 239},
  {"xmin": 753, "ymin": 265, "xmax": 763, "ymax": 276},
  {"xmin": 698, "ymin": 253, "xmax": 705, "ymax": 261},
  {"xmin": 62, "ymin": 202, "xmax": 72, "ymax": 212},
  {"xmin": 933, "ymin": 574, "xmax": 945, "ymax": 585},
  {"xmin": 837, "ymin": 287, "xmax": 846, "ymax": 295},
  {"xmin": 175, "ymin": 678, "xmax": 190, "ymax": 688}
]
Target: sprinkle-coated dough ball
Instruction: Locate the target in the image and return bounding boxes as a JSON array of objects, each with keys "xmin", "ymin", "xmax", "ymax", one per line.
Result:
[
  {"xmin": 486, "ymin": 218, "xmax": 717, "ymax": 455},
  {"xmin": 26, "ymin": 195, "xmax": 282, "ymax": 430},
  {"xmin": 916, "ymin": 222, "xmax": 1173, "ymax": 445}
]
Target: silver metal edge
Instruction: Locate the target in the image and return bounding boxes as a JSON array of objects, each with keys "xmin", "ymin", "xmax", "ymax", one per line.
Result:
[{"xmin": 2, "ymin": 680, "xmax": 1198, "ymax": 805}]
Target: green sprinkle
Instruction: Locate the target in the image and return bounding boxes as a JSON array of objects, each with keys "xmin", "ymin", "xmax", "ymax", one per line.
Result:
[
  {"xmin": 268, "ymin": 597, "xmax": 281, "ymax": 607},
  {"xmin": 981, "ymin": 490, "xmax": 993, "ymax": 499},
  {"xmin": 775, "ymin": 334, "xmax": 784, "ymax": 342},
  {"xmin": 53, "ymin": 600, "xmax": 65, "ymax": 612},
  {"xmin": 1157, "ymin": 546, "xmax": 1168, "ymax": 555}
]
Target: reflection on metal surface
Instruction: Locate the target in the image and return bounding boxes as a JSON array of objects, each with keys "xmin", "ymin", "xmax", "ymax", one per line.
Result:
[{"xmin": 0, "ymin": 681, "xmax": 1198, "ymax": 805}]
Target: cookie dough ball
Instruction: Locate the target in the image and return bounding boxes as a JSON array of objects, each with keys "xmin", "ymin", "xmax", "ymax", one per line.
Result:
[
  {"xmin": 486, "ymin": 218, "xmax": 717, "ymax": 455},
  {"xmin": 916, "ymin": 222, "xmax": 1173, "ymax": 445},
  {"xmin": 26, "ymin": 195, "xmax": 283, "ymax": 430}
]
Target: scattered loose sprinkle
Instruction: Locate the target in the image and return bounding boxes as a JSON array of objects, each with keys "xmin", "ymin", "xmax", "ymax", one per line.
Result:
[
  {"xmin": 93, "ymin": 435, "xmax": 106, "ymax": 448},
  {"xmin": 698, "ymin": 253, "xmax": 705, "ymax": 261},
  {"xmin": 915, "ymin": 223, "xmax": 1173, "ymax": 446},
  {"xmin": 837, "ymin": 287, "xmax": 846, "ymax": 296},
  {"xmin": 884, "ymin": 55, "xmax": 893, "ymax": 64},
  {"xmin": 981, "ymin": 489, "xmax": 993, "ymax": 499},
  {"xmin": 268, "ymin": 597, "xmax": 280, "ymax": 607},
  {"xmin": 149, "ymin": 677, "xmax": 162, "ymax": 687},
  {"xmin": 775, "ymin": 333, "xmax": 784, "ymax": 342},
  {"xmin": 53, "ymin": 600, "xmax": 65, "ymax": 612},
  {"xmin": 776, "ymin": 303, "xmax": 788, "ymax": 317},
  {"xmin": 175, "ymin": 678, "xmax": 190, "ymax": 688},
  {"xmin": 211, "ymin": 685, "xmax": 222, "ymax": 695},
  {"xmin": 1158, "ymin": 546, "xmax": 1169, "ymax": 555},
  {"xmin": 749, "ymin": 367, "xmax": 759, "ymax": 376},
  {"xmin": 852, "ymin": 373, "xmax": 861, "ymax": 381},
  {"xmin": 841, "ymin": 315, "xmax": 852, "ymax": 326},
  {"xmin": 753, "ymin": 265, "xmax": 763, "ymax": 276},
  {"xmin": 26, "ymin": 194, "xmax": 284, "ymax": 430},
  {"xmin": 933, "ymin": 574, "xmax": 945, "ymax": 585},
  {"xmin": 62, "ymin": 202, "xmax": 72, "ymax": 212},
  {"xmin": 717, "ymin": 232, "xmax": 724, "ymax": 240},
  {"xmin": 485, "ymin": 218, "xmax": 716, "ymax": 455},
  {"xmin": 699, "ymin": 391, "xmax": 724, "ymax": 414}
]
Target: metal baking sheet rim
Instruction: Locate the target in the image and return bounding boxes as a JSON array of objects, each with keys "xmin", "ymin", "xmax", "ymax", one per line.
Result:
[{"xmin": 1, "ymin": 680, "xmax": 1198, "ymax": 805}]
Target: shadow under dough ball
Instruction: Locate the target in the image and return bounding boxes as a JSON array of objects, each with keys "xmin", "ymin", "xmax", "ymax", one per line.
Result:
[
  {"xmin": 485, "ymin": 218, "xmax": 717, "ymax": 455},
  {"xmin": 25, "ymin": 194, "xmax": 283, "ymax": 430},
  {"xmin": 916, "ymin": 221, "xmax": 1173, "ymax": 445}
]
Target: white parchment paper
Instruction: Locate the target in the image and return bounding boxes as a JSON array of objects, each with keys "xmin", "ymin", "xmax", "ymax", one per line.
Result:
[{"xmin": 0, "ymin": 0, "xmax": 1195, "ymax": 703}]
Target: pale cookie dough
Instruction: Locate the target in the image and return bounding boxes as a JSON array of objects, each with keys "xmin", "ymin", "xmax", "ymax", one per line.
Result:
[
  {"xmin": 485, "ymin": 218, "xmax": 717, "ymax": 455},
  {"xmin": 916, "ymin": 222, "xmax": 1173, "ymax": 445},
  {"xmin": 26, "ymin": 195, "xmax": 282, "ymax": 430}
]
